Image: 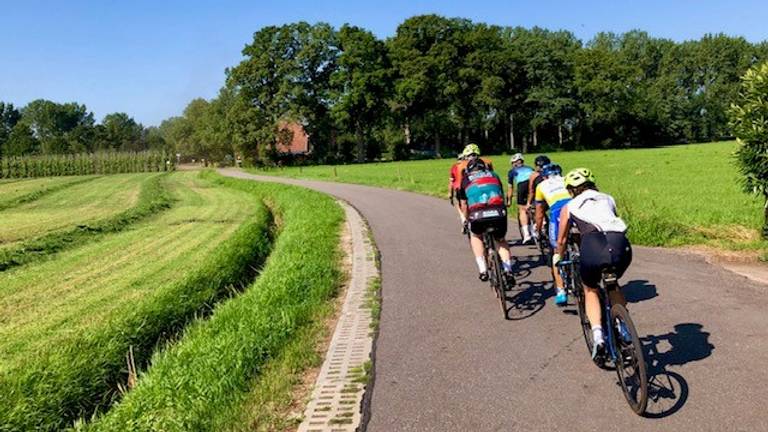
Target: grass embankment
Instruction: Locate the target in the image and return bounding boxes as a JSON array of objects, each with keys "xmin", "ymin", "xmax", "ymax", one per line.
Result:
[
  {"xmin": 0, "ymin": 174, "xmax": 172, "ymax": 271},
  {"xmin": 0, "ymin": 176, "xmax": 97, "ymax": 211},
  {"xmin": 0, "ymin": 172, "xmax": 273, "ymax": 431},
  {"xmin": 82, "ymin": 172, "xmax": 345, "ymax": 432},
  {"xmin": 253, "ymin": 141, "xmax": 768, "ymax": 256}
]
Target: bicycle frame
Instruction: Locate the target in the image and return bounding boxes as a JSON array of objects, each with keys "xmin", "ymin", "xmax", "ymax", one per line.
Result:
[{"xmin": 600, "ymin": 273, "xmax": 621, "ymax": 363}]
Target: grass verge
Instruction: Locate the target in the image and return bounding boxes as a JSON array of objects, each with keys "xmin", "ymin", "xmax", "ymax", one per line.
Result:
[
  {"xmin": 250, "ymin": 141, "xmax": 768, "ymax": 256},
  {"xmin": 0, "ymin": 174, "xmax": 172, "ymax": 271},
  {"xmin": 80, "ymin": 171, "xmax": 344, "ymax": 432},
  {"xmin": 0, "ymin": 173, "xmax": 274, "ymax": 431}
]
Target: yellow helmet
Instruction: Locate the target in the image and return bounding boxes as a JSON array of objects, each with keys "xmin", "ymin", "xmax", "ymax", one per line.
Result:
[
  {"xmin": 564, "ymin": 168, "xmax": 596, "ymax": 188},
  {"xmin": 462, "ymin": 143, "xmax": 481, "ymax": 157}
]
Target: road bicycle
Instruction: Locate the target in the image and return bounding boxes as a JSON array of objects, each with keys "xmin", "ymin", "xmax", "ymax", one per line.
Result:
[{"xmin": 556, "ymin": 241, "xmax": 648, "ymax": 415}]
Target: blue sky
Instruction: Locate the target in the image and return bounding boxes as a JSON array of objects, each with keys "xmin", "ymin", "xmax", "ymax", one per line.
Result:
[{"xmin": 1, "ymin": 0, "xmax": 766, "ymax": 126}]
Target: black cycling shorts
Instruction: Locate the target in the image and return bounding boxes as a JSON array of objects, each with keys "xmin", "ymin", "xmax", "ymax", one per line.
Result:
[
  {"xmin": 515, "ymin": 181, "xmax": 530, "ymax": 205},
  {"xmin": 469, "ymin": 215, "xmax": 508, "ymax": 238},
  {"xmin": 579, "ymin": 232, "xmax": 632, "ymax": 287}
]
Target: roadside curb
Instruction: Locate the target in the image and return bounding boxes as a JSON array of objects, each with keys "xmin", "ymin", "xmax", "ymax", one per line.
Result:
[{"xmin": 297, "ymin": 201, "xmax": 380, "ymax": 432}]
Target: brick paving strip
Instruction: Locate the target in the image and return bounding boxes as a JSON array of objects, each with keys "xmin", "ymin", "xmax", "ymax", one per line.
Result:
[{"xmin": 298, "ymin": 201, "xmax": 379, "ymax": 432}]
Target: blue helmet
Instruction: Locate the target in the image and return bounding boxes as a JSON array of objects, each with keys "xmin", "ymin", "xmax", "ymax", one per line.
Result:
[{"xmin": 541, "ymin": 163, "xmax": 562, "ymax": 177}]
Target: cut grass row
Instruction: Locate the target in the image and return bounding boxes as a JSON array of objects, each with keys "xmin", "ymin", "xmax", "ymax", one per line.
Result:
[
  {"xmin": 0, "ymin": 172, "xmax": 274, "ymax": 431},
  {"xmin": 81, "ymin": 171, "xmax": 345, "ymax": 432},
  {"xmin": 0, "ymin": 173, "xmax": 172, "ymax": 271},
  {"xmin": 0, "ymin": 176, "xmax": 98, "ymax": 211},
  {"xmin": 251, "ymin": 141, "xmax": 768, "ymax": 256}
]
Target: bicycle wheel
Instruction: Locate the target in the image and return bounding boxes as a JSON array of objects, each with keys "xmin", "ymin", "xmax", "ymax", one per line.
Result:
[
  {"xmin": 574, "ymin": 268, "xmax": 593, "ymax": 356},
  {"xmin": 611, "ymin": 304, "xmax": 648, "ymax": 415}
]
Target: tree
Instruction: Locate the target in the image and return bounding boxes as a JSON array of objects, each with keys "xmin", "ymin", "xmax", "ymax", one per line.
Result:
[
  {"xmin": 21, "ymin": 100, "xmax": 95, "ymax": 154},
  {"xmin": 331, "ymin": 25, "xmax": 391, "ymax": 162},
  {"xmin": 729, "ymin": 61, "xmax": 768, "ymax": 238},
  {"xmin": 0, "ymin": 102, "xmax": 22, "ymax": 156},
  {"xmin": 97, "ymin": 113, "xmax": 143, "ymax": 151},
  {"xmin": 3, "ymin": 122, "xmax": 39, "ymax": 156}
]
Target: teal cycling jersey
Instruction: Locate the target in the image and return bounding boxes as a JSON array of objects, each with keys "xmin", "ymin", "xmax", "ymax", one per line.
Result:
[{"xmin": 508, "ymin": 165, "xmax": 534, "ymax": 185}]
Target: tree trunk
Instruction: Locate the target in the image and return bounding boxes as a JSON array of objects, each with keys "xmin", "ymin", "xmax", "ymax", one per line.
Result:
[
  {"xmin": 434, "ymin": 133, "xmax": 441, "ymax": 157},
  {"xmin": 558, "ymin": 124, "xmax": 563, "ymax": 147},
  {"xmin": 509, "ymin": 113, "xmax": 515, "ymax": 150},
  {"xmin": 356, "ymin": 125, "xmax": 365, "ymax": 163},
  {"xmin": 404, "ymin": 122, "xmax": 411, "ymax": 146},
  {"xmin": 522, "ymin": 135, "xmax": 529, "ymax": 154},
  {"xmin": 533, "ymin": 127, "xmax": 538, "ymax": 148}
]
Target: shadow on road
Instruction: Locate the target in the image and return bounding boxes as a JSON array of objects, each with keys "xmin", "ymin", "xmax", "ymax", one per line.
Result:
[
  {"xmin": 503, "ymin": 280, "xmax": 552, "ymax": 321},
  {"xmin": 641, "ymin": 323, "xmax": 714, "ymax": 418},
  {"xmin": 623, "ymin": 279, "xmax": 658, "ymax": 303}
]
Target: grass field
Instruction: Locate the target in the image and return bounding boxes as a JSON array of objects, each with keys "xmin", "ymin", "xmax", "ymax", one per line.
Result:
[
  {"xmin": 253, "ymin": 141, "xmax": 767, "ymax": 256},
  {"xmin": 0, "ymin": 176, "xmax": 96, "ymax": 211}
]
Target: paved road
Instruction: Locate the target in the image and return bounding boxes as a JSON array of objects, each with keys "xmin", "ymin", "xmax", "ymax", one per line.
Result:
[{"xmin": 221, "ymin": 169, "xmax": 768, "ymax": 432}]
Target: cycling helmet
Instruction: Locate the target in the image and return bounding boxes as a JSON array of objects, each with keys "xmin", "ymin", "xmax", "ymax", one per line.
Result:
[
  {"xmin": 510, "ymin": 153, "xmax": 523, "ymax": 164},
  {"xmin": 466, "ymin": 158, "xmax": 488, "ymax": 173},
  {"xmin": 462, "ymin": 143, "xmax": 481, "ymax": 158},
  {"xmin": 541, "ymin": 163, "xmax": 562, "ymax": 177},
  {"xmin": 564, "ymin": 168, "xmax": 595, "ymax": 188},
  {"xmin": 534, "ymin": 155, "xmax": 551, "ymax": 168}
]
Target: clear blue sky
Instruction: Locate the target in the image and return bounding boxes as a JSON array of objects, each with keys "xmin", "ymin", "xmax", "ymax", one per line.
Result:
[{"xmin": 1, "ymin": 0, "xmax": 766, "ymax": 126}]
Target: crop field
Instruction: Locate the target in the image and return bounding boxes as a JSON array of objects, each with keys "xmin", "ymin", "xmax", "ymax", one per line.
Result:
[
  {"xmin": 254, "ymin": 141, "xmax": 767, "ymax": 255},
  {"xmin": 0, "ymin": 171, "xmax": 345, "ymax": 432}
]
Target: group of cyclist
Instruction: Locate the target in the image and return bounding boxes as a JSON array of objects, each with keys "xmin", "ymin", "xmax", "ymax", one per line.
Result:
[{"xmin": 449, "ymin": 144, "xmax": 633, "ymax": 361}]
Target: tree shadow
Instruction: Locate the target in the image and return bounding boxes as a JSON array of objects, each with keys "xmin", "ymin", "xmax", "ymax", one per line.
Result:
[
  {"xmin": 641, "ymin": 323, "xmax": 714, "ymax": 418},
  {"xmin": 623, "ymin": 279, "xmax": 658, "ymax": 303}
]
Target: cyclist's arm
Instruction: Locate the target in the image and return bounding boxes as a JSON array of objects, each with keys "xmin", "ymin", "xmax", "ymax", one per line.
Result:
[
  {"xmin": 555, "ymin": 205, "xmax": 571, "ymax": 256},
  {"xmin": 526, "ymin": 173, "xmax": 538, "ymax": 207}
]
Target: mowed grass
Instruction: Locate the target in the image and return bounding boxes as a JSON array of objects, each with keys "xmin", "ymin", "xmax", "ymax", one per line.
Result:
[
  {"xmin": 253, "ymin": 141, "xmax": 767, "ymax": 254},
  {"xmin": 83, "ymin": 173, "xmax": 345, "ymax": 432},
  {"xmin": 0, "ymin": 174, "xmax": 148, "ymax": 250},
  {"xmin": 0, "ymin": 171, "xmax": 273, "ymax": 431},
  {"xmin": 0, "ymin": 176, "xmax": 96, "ymax": 210}
]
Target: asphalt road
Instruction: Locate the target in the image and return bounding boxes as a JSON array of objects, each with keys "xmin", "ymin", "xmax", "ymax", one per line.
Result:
[{"xmin": 221, "ymin": 169, "xmax": 768, "ymax": 432}]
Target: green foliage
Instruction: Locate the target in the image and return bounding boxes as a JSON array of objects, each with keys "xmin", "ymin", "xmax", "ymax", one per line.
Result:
[
  {"xmin": 81, "ymin": 173, "xmax": 344, "ymax": 432},
  {"xmin": 729, "ymin": 61, "xmax": 768, "ymax": 238},
  {"xmin": 0, "ymin": 150, "xmax": 174, "ymax": 178}
]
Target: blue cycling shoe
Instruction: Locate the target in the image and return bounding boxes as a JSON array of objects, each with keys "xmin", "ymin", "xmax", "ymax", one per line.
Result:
[{"xmin": 554, "ymin": 289, "xmax": 567, "ymax": 306}]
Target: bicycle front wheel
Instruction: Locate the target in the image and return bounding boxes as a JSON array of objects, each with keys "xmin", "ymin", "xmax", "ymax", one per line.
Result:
[{"xmin": 611, "ymin": 304, "xmax": 648, "ymax": 415}]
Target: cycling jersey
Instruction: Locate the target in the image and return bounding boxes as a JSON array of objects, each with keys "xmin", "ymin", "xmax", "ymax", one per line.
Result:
[
  {"xmin": 452, "ymin": 158, "xmax": 493, "ymax": 190},
  {"xmin": 507, "ymin": 165, "xmax": 534, "ymax": 185},
  {"xmin": 460, "ymin": 169, "xmax": 505, "ymax": 213},
  {"xmin": 535, "ymin": 176, "xmax": 571, "ymax": 248},
  {"xmin": 566, "ymin": 189, "xmax": 627, "ymax": 234}
]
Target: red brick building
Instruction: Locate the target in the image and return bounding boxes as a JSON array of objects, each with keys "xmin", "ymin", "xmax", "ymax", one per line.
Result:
[{"xmin": 276, "ymin": 122, "xmax": 310, "ymax": 154}]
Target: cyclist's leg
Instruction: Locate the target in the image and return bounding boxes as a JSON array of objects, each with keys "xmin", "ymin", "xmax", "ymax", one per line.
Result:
[
  {"xmin": 468, "ymin": 218, "xmax": 488, "ymax": 278},
  {"xmin": 491, "ymin": 217, "xmax": 514, "ymax": 272},
  {"xmin": 549, "ymin": 208, "xmax": 564, "ymax": 289},
  {"xmin": 606, "ymin": 232, "xmax": 633, "ymax": 307}
]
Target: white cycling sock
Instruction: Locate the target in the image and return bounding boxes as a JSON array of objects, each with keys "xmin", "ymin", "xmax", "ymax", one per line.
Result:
[
  {"xmin": 591, "ymin": 326, "xmax": 605, "ymax": 345},
  {"xmin": 475, "ymin": 257, "xmax": 487, "ymax": 273},
  {"xmin": 521, "ymin": 225, "xmax": 531, "ymax": 239},
  {"xmin": 502, "ymin": 260, "xmax": 513, "ymax": 272}
]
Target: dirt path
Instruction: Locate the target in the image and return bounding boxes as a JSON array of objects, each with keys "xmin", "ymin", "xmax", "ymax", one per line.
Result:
[{"xmin": 221, "ymin": 169, "xmax": 768, "ymax": 432}]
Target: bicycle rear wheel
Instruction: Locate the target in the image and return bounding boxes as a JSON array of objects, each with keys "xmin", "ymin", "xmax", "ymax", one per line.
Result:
[{"xmin": 611, "ymin": 304, "xmax": 648, "ymax": 415}]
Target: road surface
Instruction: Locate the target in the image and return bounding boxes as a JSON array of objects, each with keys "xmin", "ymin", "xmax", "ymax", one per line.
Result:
[{"xmin": 221, "ymin": 169, "xmax": 768, "ymax": 432}]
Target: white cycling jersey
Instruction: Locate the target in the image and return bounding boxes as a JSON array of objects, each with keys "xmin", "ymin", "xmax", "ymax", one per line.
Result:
[{"xmin": 567, "ymin": 189, "xmax": 627, "ymax": 234}]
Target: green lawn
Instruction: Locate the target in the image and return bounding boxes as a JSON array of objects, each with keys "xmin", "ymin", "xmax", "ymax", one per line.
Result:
[{"xmin": 252, "ymin": 141, "xmax": 766, "ymax": 255}]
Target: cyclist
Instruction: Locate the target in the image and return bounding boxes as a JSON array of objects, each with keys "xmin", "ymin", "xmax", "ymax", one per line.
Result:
[
  {"xmin": 449, "ymin": 153, "xmax": 467, "ymax": 233},
  {"xmin": 457, "ymin": 156, "xmax": 514, "ymax": 283},
  {"xmin": 526, "ymin": 155, "xmax": 551, "ymax": 241},
  {"xmin": 554, "ymin": 168, "xmax": 632, "ymax": 361},
  {"xmin": 506, "ymin": 153, "xmax": 534, "ymax": 244},
  {"xmin": 533, "ymin": 163, "xmax": 571, "ymax": 306}
]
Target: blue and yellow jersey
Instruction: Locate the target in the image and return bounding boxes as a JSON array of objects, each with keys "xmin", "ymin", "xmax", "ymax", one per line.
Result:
[{"xmin": 535, "ymin": 176, "xmax": 571, "ymax": 212}]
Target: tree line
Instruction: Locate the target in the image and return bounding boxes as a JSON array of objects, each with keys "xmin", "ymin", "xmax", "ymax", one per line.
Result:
[
  {"xmin": 172, "ymin": 15, "xmax": 768, "ymax": 165},
  {"xmin": 5, "ymin": 15, "xmax": 767, "ymax": 165},
  {"xmin": 0, "ymin": 100, "xmax": 168, "ymax": 158}
]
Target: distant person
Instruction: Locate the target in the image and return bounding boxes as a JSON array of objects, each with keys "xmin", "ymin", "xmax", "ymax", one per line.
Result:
[
  {"xmin": 534, "ymin": 163, "xmax": 571, "ymax": 305},
  {"xmin": 506, "ymin": 153, "xmax": 534, "ymax": 244},
  {"xmin": 450, "ymin": 144, "xmax": 494, "ymax": 234},
  {"xmin": 554, "ymin": 168, "xmax": 632, "ymax": 362},
  {"xmin": 457, "ymin": 149, "xmax": 514, "ymax": 283},
  {"xmin": 449, "ymin": 153, "xmax": 467, "ymax": 233}
]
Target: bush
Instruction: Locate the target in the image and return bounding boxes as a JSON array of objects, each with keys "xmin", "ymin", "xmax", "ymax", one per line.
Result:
[{"xmin": 729, "ymin": 61, "xmax": 768, "ymax": 238}]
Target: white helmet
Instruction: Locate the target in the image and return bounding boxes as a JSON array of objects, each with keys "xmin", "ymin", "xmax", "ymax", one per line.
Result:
[{"xmin": 510, "ymin": 153, "xmax": 523, "ymax": 164}]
